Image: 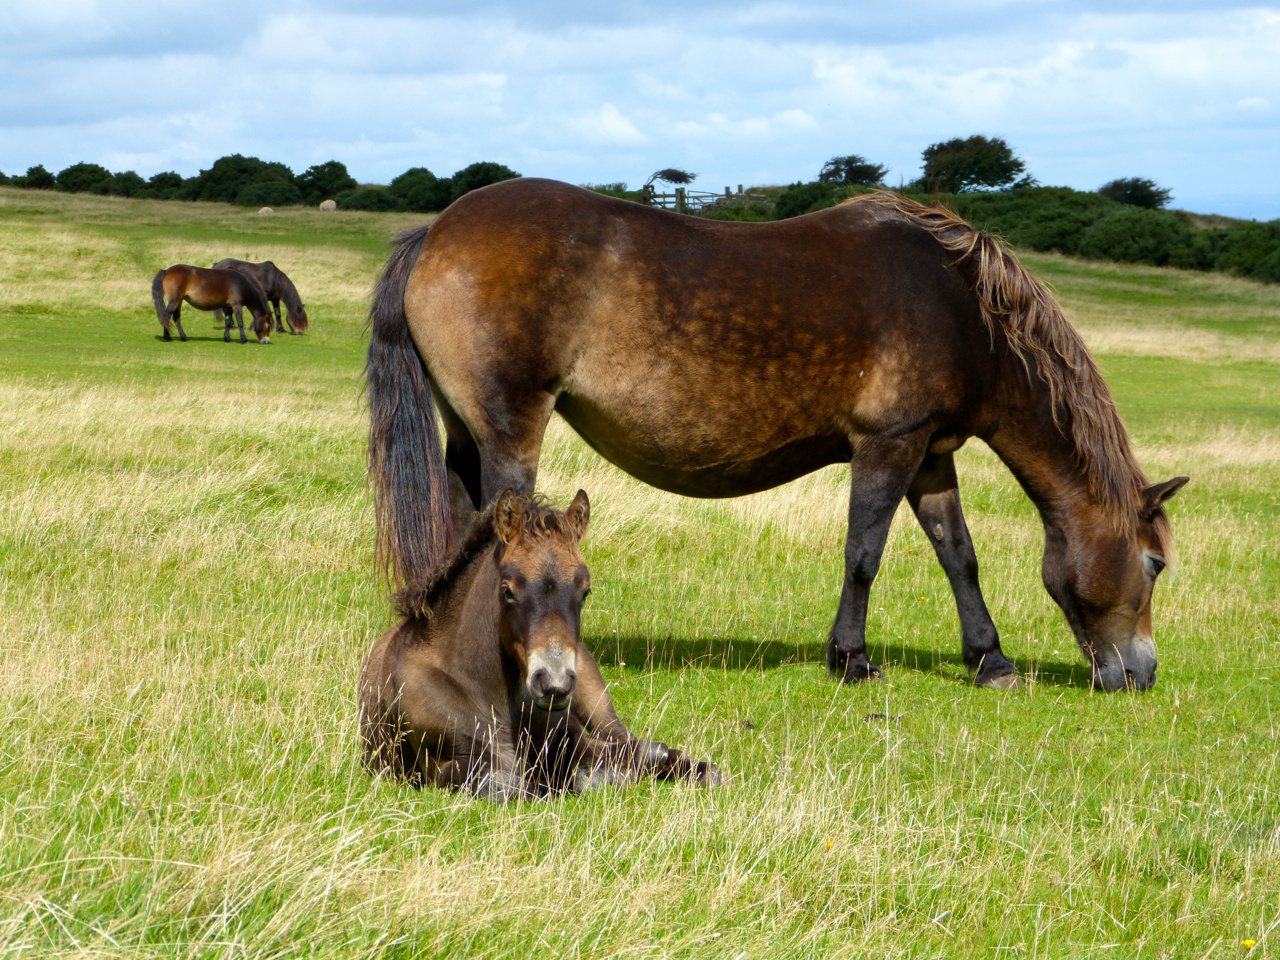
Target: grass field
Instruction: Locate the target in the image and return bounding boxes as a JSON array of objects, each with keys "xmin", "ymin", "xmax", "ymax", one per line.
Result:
[{"xmin": 1, "ymin": 186, "xmax": 1278, "ymax": 959}]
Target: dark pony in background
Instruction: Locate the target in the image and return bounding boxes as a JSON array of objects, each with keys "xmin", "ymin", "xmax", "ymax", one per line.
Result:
[
  {"xmin": 211, "ymin": 258, "xmax": 309, "ymax": 335},
  {"xmin": 364, "ymin": 179, "xmax": 1187, "ymax": 693},
  {"xmin": 151, "ymin": 264, "xmax": 275, "ymax": 343}
]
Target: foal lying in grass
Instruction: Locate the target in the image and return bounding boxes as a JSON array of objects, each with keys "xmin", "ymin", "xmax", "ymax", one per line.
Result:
[{"xmin": 358, "ymin": 489, "xmax": 720, "ymax": 800}]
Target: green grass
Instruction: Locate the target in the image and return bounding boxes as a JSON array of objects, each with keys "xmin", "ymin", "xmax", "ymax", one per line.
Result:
[{"xmin": 1, "ymin": 186, "xmax": 1278, "ymax": 958}]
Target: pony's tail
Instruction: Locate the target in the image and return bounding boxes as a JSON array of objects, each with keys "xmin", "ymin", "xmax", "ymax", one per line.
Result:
[
  {"xmin": 365, "ymin": 223, "xmax": 451, "ymax": 590},
  {"xmin": 151, "ymin": 269, "xmax": 170, "ymax": 332}
]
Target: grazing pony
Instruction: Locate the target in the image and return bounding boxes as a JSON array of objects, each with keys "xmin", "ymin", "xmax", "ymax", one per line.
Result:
[
  {"xmin": 151, "ymin": 265, "xmax": 274, "ymax": 344},
  {"xmin": 364, "ymin": 179, "xmax": 1188, "ymax": 693},
  {"xmin": 358, "ymin": 489, "xmax": 720, "ymax": 799},
  {"xmin": 211, "ymin": 258, "xmax": 309, "ymax": 335}
]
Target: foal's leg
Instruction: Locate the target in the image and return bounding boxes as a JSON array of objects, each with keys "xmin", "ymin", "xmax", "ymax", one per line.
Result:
[
  {"xmin": 906, "ymin": 452, "xmax": 1019, "ymax": 688},
  {"xmin": 827, "ymin": 431, "xmax": 932, "ymax": 684},
  {"xmin": 389, "ymin": 665, "xmax": 532, "ymax": 800}
]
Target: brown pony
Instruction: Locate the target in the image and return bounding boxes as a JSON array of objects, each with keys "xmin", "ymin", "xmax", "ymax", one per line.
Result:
[
  {"xmin": 358, "ymin": 489, "xmax": 720, "ymax": 799},
  {"xmin": 365, "ymin": 179, "xmax": 1188, "ymax": 693},
  {"xmin": 211, "ymin": 258, "xmax": 309, "ymax": 335},
  {"xmin": 151, "ymin": 265, "xmax": 275, "ymax": 344}
]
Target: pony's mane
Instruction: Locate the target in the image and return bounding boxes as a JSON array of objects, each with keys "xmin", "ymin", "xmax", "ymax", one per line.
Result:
[
  {"xmin": 848, "ymin": 191, "xmax": 1159, "ymax": 541},
  {"xmin": 273, "ymin": 267, "xmax": 305, "ymax": 318},
  {"xmin": 394, "ymin": 495, "xmax": 573, "ymax": 622}
]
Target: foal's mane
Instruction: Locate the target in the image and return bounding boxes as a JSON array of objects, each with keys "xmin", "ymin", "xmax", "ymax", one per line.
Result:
[
  {"xmin": 394, "ymin": 495, "xmax": 573, "ymax": 622},
  {"xmin": 849, "ymin": 191, "xmax": 1158, "ymax": 540}
]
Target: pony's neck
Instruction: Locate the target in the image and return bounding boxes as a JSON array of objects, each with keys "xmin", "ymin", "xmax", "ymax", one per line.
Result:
[{"xmin": 984, "ymin": 372, "xmax": 1128, "ymax": 543}]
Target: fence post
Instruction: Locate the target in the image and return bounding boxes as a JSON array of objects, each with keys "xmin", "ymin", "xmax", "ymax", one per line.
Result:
[{"xmin": 676, "ymin": 187, "xmax": 686, "ymax": 214}]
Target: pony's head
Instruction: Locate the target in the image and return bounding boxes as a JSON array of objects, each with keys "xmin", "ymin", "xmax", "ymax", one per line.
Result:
[
  {"xmin": 287, "ymin": 301, "xmax": 309, "ymax": 334},
  {"xmin": 1043, "ymin": 477, "xmax": 1188, "ymax": 691},
  {"xmin": 492, "ymin": 489, "xmax": 592, "ymax": 711}
]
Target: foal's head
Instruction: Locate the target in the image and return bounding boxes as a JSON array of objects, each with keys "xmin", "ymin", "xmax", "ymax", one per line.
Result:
[{"xmin": 492, "ymin": 489, "xmax": 592, "ymax": 711}]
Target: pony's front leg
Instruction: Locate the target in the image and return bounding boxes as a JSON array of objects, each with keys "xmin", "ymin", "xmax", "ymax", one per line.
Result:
[
  {"xmin": 907, "ymin": 452, "xmax": 1019, "ymax": 689},
  {"xmin": 233, "ymin": 306, "xmax": 248, "ymax": 344},
  {"xmin": 271, "ymin": 299, "xmax": 283, "ymax": 335},
  {"xmin": 220, "ymin": 308, "xmax": 234, "ymax": 342},
  {"xmin": 828, "ymin": 432, "xmax": 931, "ymax": 684}
]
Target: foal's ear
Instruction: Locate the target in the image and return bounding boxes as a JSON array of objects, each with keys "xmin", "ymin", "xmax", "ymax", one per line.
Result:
[
  {"xmin": 564, "ymin": 489, "xmax": 590, "ymax": 541},
  {"xmin": 494, "ymin": 489, "xmax": 523, "ymax": 543},
  {"xmin": 1140, "ymin": 476, "xmax": 1189, "ymax": 520}
]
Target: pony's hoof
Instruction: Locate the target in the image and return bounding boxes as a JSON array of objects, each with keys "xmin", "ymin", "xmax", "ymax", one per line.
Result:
[{"xmin": 978, "ymin": 670, "xmax": 1022, "ymax": 691}]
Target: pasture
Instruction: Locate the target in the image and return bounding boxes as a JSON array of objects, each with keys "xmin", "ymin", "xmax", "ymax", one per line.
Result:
[{"xmin": 1, "ymin": 186, "xmax": 1277, "ymax": 958}]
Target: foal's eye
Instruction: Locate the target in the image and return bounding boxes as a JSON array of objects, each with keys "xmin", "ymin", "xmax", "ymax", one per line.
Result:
[
  {"xmin": 501, "ymin": 584, "xmax": 516, "ymax": 603},
  {"xmin": 582, "ymin": 588, "xmax": 592, "ymax": 603},
  {"xmin": 1144, "ymin": 554, "xmax": 1166, "ymax": 579}
]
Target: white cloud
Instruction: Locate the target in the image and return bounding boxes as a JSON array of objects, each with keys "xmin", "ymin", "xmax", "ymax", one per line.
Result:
[{"xmin": 0, "ymin": 1, "xmax": 1277, "ymax": 217}]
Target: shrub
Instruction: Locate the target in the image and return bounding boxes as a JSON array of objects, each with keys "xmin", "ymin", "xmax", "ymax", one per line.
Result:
[
  {"xmin": 57, "ymin": 162, "xmax": 112, "ymax": 193},
  {"xmin": 182, "ymin": 155, "xmax": 299, "ymax": 205},
  {"xmin": 1076, "ymin": 207, "xmax": 1201, "ymax": 267},
  {"xmin": 918, "ymin": 136, "xmax": 1027, "ymax": 193},
  {"xmin": 235, "ymin": 179, "xmax": 302, "ymax": 207},
  {"xmin": 335, "ymin": 187, "xmax": 404, "ymax": 211},
  {"xmin": 818, "ymin": 155, "xmax": 888, "ymax": 186},
  {"xmin": 92, "ymin": 171, "xmax": 147, "ymax": 198},
  {"xmin": 1098, "ymin": 177, "xmax": 1172, "ymax": 209},
  {"xmin": 1214, "ymin": 221, "xmax": 1280, "ymax": 283},
  {"xmin": 297, "ymin": 161, "xmax": 357, "ymax": 206},
  {"xmin": 774, "ymin": 181, "xmax": 846, "ymax": 219},
  {"xmin": 388, "ymin": 167, "xmax": 453, "ymax": 212},
  {"xmin": 449, "ymin": 161, "xmax": 520, "ymax": 202},
  {"xmin": 952, "ymin": 186, "xmax": 1119, "ymax": 255},
  {"xmin": 146, "ymin": 172, "xmax": 186, "ymax": 200},
  {"xmin": 17, "ymin": 165, "xmax": 57, "ymax": 190},
  {"xmin": 0, "ymin": 170, "xmax": 9, "ymax": 186}
]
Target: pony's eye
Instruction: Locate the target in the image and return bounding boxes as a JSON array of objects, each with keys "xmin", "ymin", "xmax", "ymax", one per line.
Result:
[
  {"xmin": 1145, "ymin": 554, "xmax": 1166, "ymax": 579},
  {"xmin": 501, "ymin": 584, "xmax": 516, "ymax": 603},
  {"xmin": 582, "ymin": 588, "xmax": 592, "ymax": 603}
]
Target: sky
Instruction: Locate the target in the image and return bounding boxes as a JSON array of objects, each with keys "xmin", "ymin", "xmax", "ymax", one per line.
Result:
[{"xmin": 3, "ymin": 1, "xmax": 1278, "ymax": 219}]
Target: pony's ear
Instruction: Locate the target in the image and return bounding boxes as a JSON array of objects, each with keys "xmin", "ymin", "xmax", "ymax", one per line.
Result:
[
  {"xmin": 564, "ymin": 489, "xmax": 590, "ymax": 541},
  {"xmin": 494, "ymin": 489, "xmax": 523, "ymax": 543},
  {"xmin": 1140, "ymin": 476, "xmax": 1189, "ymax": 520}
]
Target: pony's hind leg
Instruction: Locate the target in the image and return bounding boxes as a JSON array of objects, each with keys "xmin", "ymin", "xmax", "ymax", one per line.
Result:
[
  {"xmin": 906, "ymin": 452, "xmax": 1019, "ymax": 689},
  {"xmin": 828, "ymin": 430, "xmax": 933, "ymax": 684},
  {"xmin": 220, "ymin": 308, "xmax": 234, "ymax": 342},
  {"xmin": 169, "ymin": 303, "xmax": 189, "ymax": 342}
]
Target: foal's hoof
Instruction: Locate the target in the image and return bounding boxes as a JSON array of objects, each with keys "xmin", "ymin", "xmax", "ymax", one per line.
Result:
[
  {"xmin": 574, "ymin": 764, "xmax": 626, "ymax": 794},
  {"xmin": 692, "ymin": 761, "xmax": 723, "ymax": 788},
  {"xmin": 634, "ymin": 740, "xmax": 672, "ymax": 773}
]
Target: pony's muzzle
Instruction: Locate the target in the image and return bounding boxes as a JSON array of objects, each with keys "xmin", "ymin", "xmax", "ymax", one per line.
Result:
[{"xmin": 1092, "ymin": 637, "xmax": 1157, "ymax": 692}]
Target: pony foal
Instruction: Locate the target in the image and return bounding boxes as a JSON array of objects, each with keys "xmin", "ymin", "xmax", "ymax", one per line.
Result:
[{"xmin": 358, "ymin": 489, "xmax": 720, "ymax": 800}]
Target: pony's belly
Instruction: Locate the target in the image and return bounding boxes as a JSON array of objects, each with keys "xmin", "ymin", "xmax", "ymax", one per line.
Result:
[{"xmin": 554, "ymin": 393, "xmax": 850, "ymax": 497}]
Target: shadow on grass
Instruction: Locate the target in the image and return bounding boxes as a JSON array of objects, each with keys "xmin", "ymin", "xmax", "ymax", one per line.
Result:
[
  {"xmin": 586, "ymin": 632, "xmax": 1095, "ymax": 689},
  {"xmin": 152, "ymin": 335, "xmax": 269, "ymax": 345}
]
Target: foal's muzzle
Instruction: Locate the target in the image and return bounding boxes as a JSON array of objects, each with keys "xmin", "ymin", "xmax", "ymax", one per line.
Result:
[{"xmin": 527, "ymin": 645, "xmax": 578, "ymax": 711}]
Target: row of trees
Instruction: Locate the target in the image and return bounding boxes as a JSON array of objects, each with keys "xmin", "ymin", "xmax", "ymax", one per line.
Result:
[
  {"xmin": 813, "ymin": 136, "xmax": 1170, "ymax": 208},
  {"xmin": 0, "ymin": 156, "xmax": 520, "ymax": 212}
]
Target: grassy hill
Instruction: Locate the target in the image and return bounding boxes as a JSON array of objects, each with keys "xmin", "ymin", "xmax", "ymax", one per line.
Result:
[{"xmin": 1, "ymin": 186, "xmax": 1278, "ymax": 958}]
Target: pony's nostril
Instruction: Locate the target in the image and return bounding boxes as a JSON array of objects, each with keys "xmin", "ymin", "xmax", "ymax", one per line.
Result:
[{"xmin": 530, "ymin": 668, "xmax": 549, "ymax": 693}]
